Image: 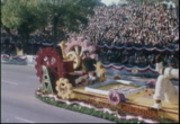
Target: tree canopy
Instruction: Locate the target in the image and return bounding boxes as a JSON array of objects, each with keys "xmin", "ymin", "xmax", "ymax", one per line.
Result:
[
  {"xmin": 40, "ymin": 0, "xmax": 102, "ymax": 41},
  {"xmin": 1, "ymin": 0, "xmax": 47, "ymax": 35},
  {"xmin": 1, "ymin": 0, "xmax": 101, "ymax": 45}
]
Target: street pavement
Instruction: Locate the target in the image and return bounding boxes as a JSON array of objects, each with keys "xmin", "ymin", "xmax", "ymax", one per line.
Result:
[{"xmin": 1, "ymin": 64, "xmax": 113, "ymax": 123}]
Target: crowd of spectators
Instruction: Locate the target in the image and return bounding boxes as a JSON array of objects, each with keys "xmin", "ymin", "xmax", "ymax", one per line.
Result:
[
  {"xmin": 80, "ymin": 3, "xmax": 179, "ymax": 48},
  {"xmin": 99, "ymin": 48, "xmax": 179, "ymax": 68},
  {"xmin": 78, "ymin": 2, "xmax": 179, "ymax": 67},
  {"xmin": 1, "ymin": 32, "xmax": 54, "ymax": 55}
]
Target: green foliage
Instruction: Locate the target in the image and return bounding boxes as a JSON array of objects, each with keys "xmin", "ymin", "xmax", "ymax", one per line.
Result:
[
  {"xmin": 1, "ymin": 0, "xmax": 101, "ymax": 48},
  {"xmin": 1, "ymin": 0, "xmax": 21, "ymax": 29},
  {"xmin": 1, "ymin": 0, "xmax": 48, "ymax": 54},
  {"xmin": 1, "ymin": 0, "xmax": 47, "ymax": 34},
  {"xmin": 41, "ymin": 0, "xmax": 102, "ymax": 40}
]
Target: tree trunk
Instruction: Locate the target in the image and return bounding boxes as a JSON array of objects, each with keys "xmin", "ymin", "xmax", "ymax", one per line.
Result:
[
  {"xmin": 53, "ymin": 14, "xmax": 58, "ymax": 45},
  {"xmin": 17, "ymin": 33, "xmax": 29, "ymax": 55},
  {"xmin": 23, "ymin": 33, "xmax": 29, "ymax": 55}
]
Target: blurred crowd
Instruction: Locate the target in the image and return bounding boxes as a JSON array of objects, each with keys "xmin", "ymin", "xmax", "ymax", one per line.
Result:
[
  {"xmin": 80, "ymin": 3, "xmax": 179, "ymax": 49},
  {"xmin": 78, "ymin": 3, "xmax": 179, "ymax": 67},
  {"xmin": 99, "ymin": 48, "xmax": 179, "ymax": 68},
  {"xmin": 1, "ymin": 32, "xmax": 54, "ymax": 55}
]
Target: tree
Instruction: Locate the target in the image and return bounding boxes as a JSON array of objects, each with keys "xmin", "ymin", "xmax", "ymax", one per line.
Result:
[
  {"xmin": 1, "ymin": 0, "xmax": 101, "ymax": 54},
  {"xmin": 1, "ymin": 0, "xmax": 48, "ymax": 54},
  {"xmin": 40, "ymin": 0, "xmax": 102, "ymax": 42}
]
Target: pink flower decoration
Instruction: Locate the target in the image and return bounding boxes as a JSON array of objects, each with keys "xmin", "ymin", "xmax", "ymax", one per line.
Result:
[
  {"xmin": 147, "ymin": 79, "xmax": 156, "ymax": 88},
  {"xmin": 108, "ymin": 90, "xmax": 126, "ymax": 105}
]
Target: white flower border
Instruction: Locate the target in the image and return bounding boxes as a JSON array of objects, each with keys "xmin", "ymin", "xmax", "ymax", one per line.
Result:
[{"xmin": 36, "ymin": 91, "xmax": 158, "ymax": 123}]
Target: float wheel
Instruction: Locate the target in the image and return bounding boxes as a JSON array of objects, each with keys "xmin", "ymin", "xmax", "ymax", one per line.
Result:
[
  {"xmin": 35, "ymin": 47, "xmax": 64, "ymax": 82},
  {"xmin": 56, "ymin": 78, "xmax": 73, "ymax": 99}
]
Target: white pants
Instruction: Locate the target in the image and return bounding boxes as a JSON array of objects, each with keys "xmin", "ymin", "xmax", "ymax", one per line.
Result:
[{"xmin": 153, "ymin": 67, "xmax": 179, "ymax": 104}]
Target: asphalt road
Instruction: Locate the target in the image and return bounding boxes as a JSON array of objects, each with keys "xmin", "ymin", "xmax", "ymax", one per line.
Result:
[{"xmin": 1, "ymin": 64, "xmax": 113, "ymax": 123}]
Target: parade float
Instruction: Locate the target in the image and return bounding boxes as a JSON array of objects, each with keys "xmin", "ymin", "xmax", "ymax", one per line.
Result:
[
  {"xmin": 1, "ymin": 54, "xmax": 28, "ymax": 65},
  {"xmin": 34, "ymin": 36, "xmax": 179, "ymax": 123}
]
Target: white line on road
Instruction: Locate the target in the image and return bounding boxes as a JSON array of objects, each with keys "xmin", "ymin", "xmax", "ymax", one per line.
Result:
[
  {"xmin": 15, "ymin": 116, "xmax": 35, "ymax": 123},
  {"xmin": 2, "ymin": 80, "xmax": 18, "ymax": 85}
]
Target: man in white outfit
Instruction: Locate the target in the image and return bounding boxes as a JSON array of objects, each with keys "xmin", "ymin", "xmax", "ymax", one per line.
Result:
[{"xmin": 152, "ymin": 54, "xmax": 179, "ymax": 109}]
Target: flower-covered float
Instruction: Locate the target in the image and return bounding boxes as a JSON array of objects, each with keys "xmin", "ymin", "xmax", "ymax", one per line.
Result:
[
  {"xmin": 34, "ymin": 36, "xmax": 179, "ymax": 123},
  {"xmin": 1, "ymin": 54, "xmax": 27, "ymax": 65}
]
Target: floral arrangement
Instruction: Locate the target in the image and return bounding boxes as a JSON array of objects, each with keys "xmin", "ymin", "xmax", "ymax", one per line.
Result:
[
  {"xmin": 1, "ymin": 54, "xmax": 10, "ymax": 62},
  {"xmin": 113, "ymin": 75, "xmax": 121, "ymax": 80},
  {"xmin": 146, "ymin": 79, "xmax": 156, "ymax": 88},
  {"xmin": 108, "ymin": 90, "xmax": 126, "ymax": 105},
  {"xmin": 1, "ymin": 54, "xmax": 27, "ymax": 65},
  {"xmin": 35, "ymin": 90, "xmax": 174, "ymax": 123},
  {"xmin": 11, "ymin": 55, "xmax": 27, "ymax": 61}
]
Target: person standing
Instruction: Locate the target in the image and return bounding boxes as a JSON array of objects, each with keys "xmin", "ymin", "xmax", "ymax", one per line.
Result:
[
  {"xmin": 82, "ymin": 51, "xmax": 97, "ymax": 84},
  {"xmin": 152, "ymin": 54, "xmax": 179, "ymax": 109}
]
